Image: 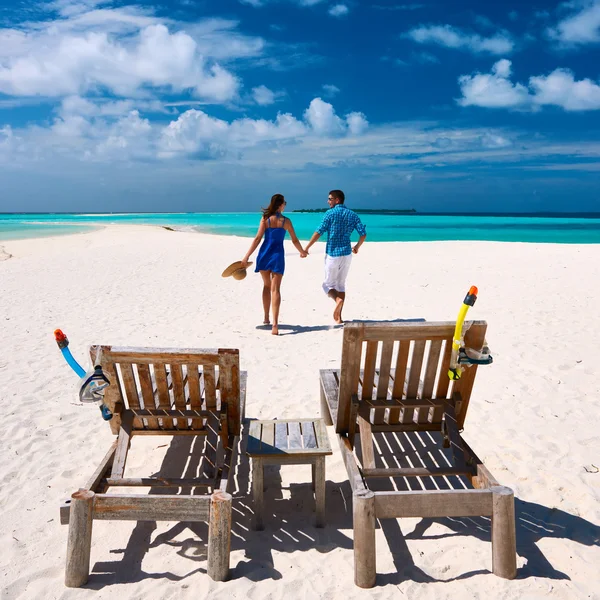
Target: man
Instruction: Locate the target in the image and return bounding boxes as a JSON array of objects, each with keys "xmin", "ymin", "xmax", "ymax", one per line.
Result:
[{"xmin": 304, "ymin": 189, "xmax": 367, "ymax": 324}]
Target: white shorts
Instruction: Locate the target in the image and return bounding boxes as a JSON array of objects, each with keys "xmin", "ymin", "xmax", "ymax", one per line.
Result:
[{"xmin": 322, "ymin": 254, "xmax": 352, "ymax": 294}]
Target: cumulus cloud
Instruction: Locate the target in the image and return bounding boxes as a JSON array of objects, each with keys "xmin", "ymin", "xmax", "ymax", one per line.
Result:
[
  {"xmin": 329, "ymin": 4, "xmax": 349, "ymax": 17},
  {"xmin": 458, "ymin": 59, "xmax": 530, "ymax": 108},
  {"xmin": 548, "ymin": 0, "xmax": 600, "ymax": 45},
  {"xmin": 0, "ymin": 22, "xmax": 242, "ymax": 101},
  {"xmin": 458, "ymin": 59, "xmax": 600, "ymax": 111},
  {"xmin": 406, "ymin": 24, "xmax": 514, "ymax": 54},
  {"xmin": 303, "ymin": 98, "xmax": 366, "ymax": 136},
  {"xmin": 0, "ymin": 6, "xmax": 271, "ymax": 106}
]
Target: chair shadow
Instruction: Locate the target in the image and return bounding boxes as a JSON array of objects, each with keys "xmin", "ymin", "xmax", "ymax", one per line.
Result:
[
  {"xmin": 87, "ymin": 418, "xmax": 353, "ymax": 588},
  {"xmin": 357, "ymin": 430, "xmax": 600, "ymax": 585}
]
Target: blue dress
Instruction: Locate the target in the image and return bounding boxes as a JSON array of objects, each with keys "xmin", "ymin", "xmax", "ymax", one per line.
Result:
[{"xmin": 255, "ymin": 215, "xmax": 286, "ymax": 274}]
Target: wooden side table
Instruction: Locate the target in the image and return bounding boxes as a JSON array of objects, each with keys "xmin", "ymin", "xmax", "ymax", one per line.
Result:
[{"xmin": 246, "ymin": 418, "xmax": 333, "ymax": 529}]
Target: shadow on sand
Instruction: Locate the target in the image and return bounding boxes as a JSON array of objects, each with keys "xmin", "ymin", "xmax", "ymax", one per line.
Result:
[{"xmin": 84, "ymin": 415, "xmax": 599, "ymax": 588}]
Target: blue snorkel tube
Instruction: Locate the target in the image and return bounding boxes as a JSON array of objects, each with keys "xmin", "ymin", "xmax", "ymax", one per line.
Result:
[{"xmin": 54, "ymin": 329, "xmax": 113, "ymax": 421}]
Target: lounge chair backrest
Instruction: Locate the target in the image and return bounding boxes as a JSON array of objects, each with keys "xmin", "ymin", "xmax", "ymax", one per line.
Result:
[
  {"xmin": 90, "ymin": 346, "xmax": 241, "ymax": 436},
  {"xmin": 336, "ymin": 321, "xmax": 487, "ymax": 434}
]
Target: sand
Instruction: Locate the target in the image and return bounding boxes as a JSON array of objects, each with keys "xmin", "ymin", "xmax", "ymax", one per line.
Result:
[{"xmin": 0, "ymin": 225, "xmax": 598, "ymax": 600}]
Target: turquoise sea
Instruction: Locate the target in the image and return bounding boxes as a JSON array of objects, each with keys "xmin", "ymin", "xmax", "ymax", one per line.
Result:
[{"xmin": 2, "ymin": 212, "xmax": 600, "ymax": 244}]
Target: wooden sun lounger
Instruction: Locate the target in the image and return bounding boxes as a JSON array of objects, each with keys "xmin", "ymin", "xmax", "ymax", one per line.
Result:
[
  {"xmin": 60, "ymin": 346, "xmax": 246, "ymax": 587},
  {"xmin": 319, "ymin": 321, "xmax": 517, "ymax": 587}
]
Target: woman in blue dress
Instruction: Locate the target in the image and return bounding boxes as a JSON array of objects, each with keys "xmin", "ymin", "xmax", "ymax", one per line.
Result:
[{"xmin": 241, "ymin": 194, "xmax": 307, "ymax": 335}]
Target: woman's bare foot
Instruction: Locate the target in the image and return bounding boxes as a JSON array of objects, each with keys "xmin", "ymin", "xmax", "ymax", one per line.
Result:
[
  {"xmin": 263, "ymin": 319, "xmax": 270, "ymax": 325},
  {"xmin": 271, "ymin": 324, "xmax": 279, "ymax": 335}
]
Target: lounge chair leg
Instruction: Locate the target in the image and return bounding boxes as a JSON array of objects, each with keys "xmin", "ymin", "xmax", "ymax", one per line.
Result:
[
  {"xmin": 314, "ymin": 457, "xmax": 326, "ymax": 528},
  {"xmin": 353, "ymin": 489, "xmax": 376, "ymax": 588},
  {"xmin": 207, "ymin": 490, "xmax": 232, "ymax": 582},
  {"xmin": 320, "ymin": 384, "xmax": 334, "ymax": 426},
  {"xmin": 65, "ymin": 489, "xmax": 95, "ymax": 588},
  {"xmin": 491, "ymin": 486, "xmax": 517, "ymax": 579},
  {"xmin": 252, "ymin": 458, "xmax": 265, "ymax": 530}
]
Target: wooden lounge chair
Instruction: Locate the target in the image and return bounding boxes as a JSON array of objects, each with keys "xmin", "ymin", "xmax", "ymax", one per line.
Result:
[
  {"xmin": 319, "ymin": 321, "xmax": 517, "ymax": 587},
  {"xmin": 60, "ymin": 346, "xmax": 246, "ymax": 587}
]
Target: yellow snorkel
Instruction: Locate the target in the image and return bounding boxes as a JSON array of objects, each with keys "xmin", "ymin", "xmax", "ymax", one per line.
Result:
[{"xmin": 448, "ymin": 285, "xmax": 487, "ymax": 380}]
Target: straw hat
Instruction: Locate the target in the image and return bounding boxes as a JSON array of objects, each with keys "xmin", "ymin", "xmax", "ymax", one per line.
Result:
[{"xmin": 222, "ymin": 260, "xmax": 252, "ymax": 280}]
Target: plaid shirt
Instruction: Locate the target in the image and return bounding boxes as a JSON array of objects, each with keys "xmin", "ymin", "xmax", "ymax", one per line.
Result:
[{"xmin": 316, "ymin": 205, "xmax": 367, "ymax": 257}]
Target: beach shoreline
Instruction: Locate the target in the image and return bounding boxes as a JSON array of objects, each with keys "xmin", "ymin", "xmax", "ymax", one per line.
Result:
[{"xmin": 1, "ymin": 225, "xmax": 598, "ymax": 599}]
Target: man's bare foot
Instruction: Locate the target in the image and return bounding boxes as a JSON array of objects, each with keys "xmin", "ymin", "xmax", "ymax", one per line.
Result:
[
  {"xmin": 271, "ymin": 324, "xmax": 279, "ymax": 335},
  {"xmin": 263, "ymin": 319, "xmax": 270, "ymax": 325},
  {"xmin": 333, "ymin": 298, "xmax": 344, "ymax": 324}
]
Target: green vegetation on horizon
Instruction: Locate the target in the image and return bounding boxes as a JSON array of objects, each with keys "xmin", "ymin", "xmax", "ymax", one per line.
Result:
[{"xmin": 292, "ymin": 208, "xmax": 417, "ymax": 214}]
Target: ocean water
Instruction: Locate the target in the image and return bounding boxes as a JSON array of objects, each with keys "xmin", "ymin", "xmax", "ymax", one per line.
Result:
[{"xmin": 2, "ymin": 212, "xmax": 600, "ymax": 244}]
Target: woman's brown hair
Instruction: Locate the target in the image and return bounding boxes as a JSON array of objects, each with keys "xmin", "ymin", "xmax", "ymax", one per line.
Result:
[{"xmin": 262, "ymin": 194, "xmax": 286, "ymax": 220}]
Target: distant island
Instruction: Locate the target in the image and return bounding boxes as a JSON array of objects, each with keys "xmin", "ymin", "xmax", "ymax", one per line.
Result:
[{"xmin": 293, "ymin": 208, "xmax": 417, "ymax": 214}]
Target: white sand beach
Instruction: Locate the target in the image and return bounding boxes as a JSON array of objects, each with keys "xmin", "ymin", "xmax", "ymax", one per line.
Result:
[{"xmin": 0, "ymin": 225, "xmax": 599, "ymax": 600}]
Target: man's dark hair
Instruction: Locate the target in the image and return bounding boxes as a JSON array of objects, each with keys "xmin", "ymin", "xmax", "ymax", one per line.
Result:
[{"xmin": 329, "ymin": 189, "xmax": 345, "ymax": 203}]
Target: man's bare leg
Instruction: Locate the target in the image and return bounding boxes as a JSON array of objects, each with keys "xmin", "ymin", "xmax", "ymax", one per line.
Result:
[{"xmin": 333, "ymin": 291, "xmax": 345, "ymax": 324}]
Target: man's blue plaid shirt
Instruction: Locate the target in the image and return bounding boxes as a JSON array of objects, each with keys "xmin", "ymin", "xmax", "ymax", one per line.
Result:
[{"xmin": 316, "ymin": 204, "xmax": 367, "ymax": 257}]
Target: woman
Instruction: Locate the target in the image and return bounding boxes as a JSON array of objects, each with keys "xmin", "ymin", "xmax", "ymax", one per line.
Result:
[{"xmin": 241, "ymin": 194, "xmax": 306, "ymax": 335}]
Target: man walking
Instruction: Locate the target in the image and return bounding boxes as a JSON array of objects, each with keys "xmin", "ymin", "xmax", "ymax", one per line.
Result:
[{"xmin": 304, "ymin": 190, "xmax": 367, "ymax": 324}]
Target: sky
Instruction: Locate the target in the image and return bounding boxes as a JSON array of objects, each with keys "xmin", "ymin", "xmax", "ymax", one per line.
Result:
[{"xmin": 1, "ymin": 0, "xmax": 600, "ymax": 213}]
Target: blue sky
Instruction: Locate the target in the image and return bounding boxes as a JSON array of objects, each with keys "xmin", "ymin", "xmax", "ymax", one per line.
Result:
[{"xmin": 1, "ymin": 0, "xmax": 600, "ymax": 212}]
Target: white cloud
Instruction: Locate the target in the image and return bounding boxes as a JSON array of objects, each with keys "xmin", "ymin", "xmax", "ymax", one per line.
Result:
[
  {"xmin": 329, "ymin": 4, "xmax": 349, "ymax": 17},
  {"xmin": 0, "ymin": 7, "xmax": 270, "ymax": 106},
  {"xmin": 0, "ymin": 22, "xmax": 241, "ymax": 101},
  {"xmin": 548, "ymin": 1, "xmax": 600, "ymax": 45},
  {"xmin": 530, "ymin": 68, "xmax": 600, "ymax": 111},
  {"xmin": 406, "ymin": 24, "xmax": 514, "ymax": 54},
  {"xmin": 458, "ymin": 60, "xmax": 530, "ymax": 108},
  {"xmin": 346, "ymin": 112, "xmax": 369, "ymax": 135},
  {"xmin": 303, "ymin": 98, "xmax": 347, "ymax": 135},
  {"xmin": 252, "ymin": 85, "xmax": 276, "ymax": 105},
  {"xmin": 458, "ymin": 59, "xmax": 600, "ymax": 111},
  {"xmin": 6, "ymin": 96, "xmax": 367, "ymax": 162},
  {"xmin": 321, "ymin": 83, "xmax": 340, "ymax": 97}
]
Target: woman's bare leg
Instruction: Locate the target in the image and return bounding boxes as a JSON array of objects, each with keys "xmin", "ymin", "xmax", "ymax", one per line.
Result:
[
  {"xmin": 270, "ymin": 273, "xmax": 283, "ymax": 335},
  {"xmin": 259, "ymin": 271, "xmax": 272, "ymax": 324}
]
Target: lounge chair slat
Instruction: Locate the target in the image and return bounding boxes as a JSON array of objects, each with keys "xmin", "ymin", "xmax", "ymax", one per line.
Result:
[
  {"xmin": 204, "ymin": 364, "xmax": 217, "ymax": 410},
  {"xmin": 389, "ymin": 341, "xmax": 410, "ymax": 423},
  {"xmin": 153, "ymin": 363, "xmax": 174, "ymax": 429},
  {"xmin": 406, "ymin": 340, "xmax": 426, "ymax": 399},
  {"xmin": 361, "ymin": 341, "xmax": 378, "ymax": 400},
  {"xmin": 435, "ymin": 338, "xmax": 453, "ymax": 400},
  {"xmin": 420, "ymin": 340, "xmax": 443, "ymax": 418},
  {"xmin": 376, "ymin": 341, "xmax": 394, "ymax": 400},
  {"xmin": 187, "ymin": 364, "xmax": 202, "ymax": 410},
  {"xmin": 170, "ymin": 364, "xmax": 188, "ymax": 429},
  {"xmin": 137, "ymin": 363, "xmax": 155, "ymax": 413}
]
